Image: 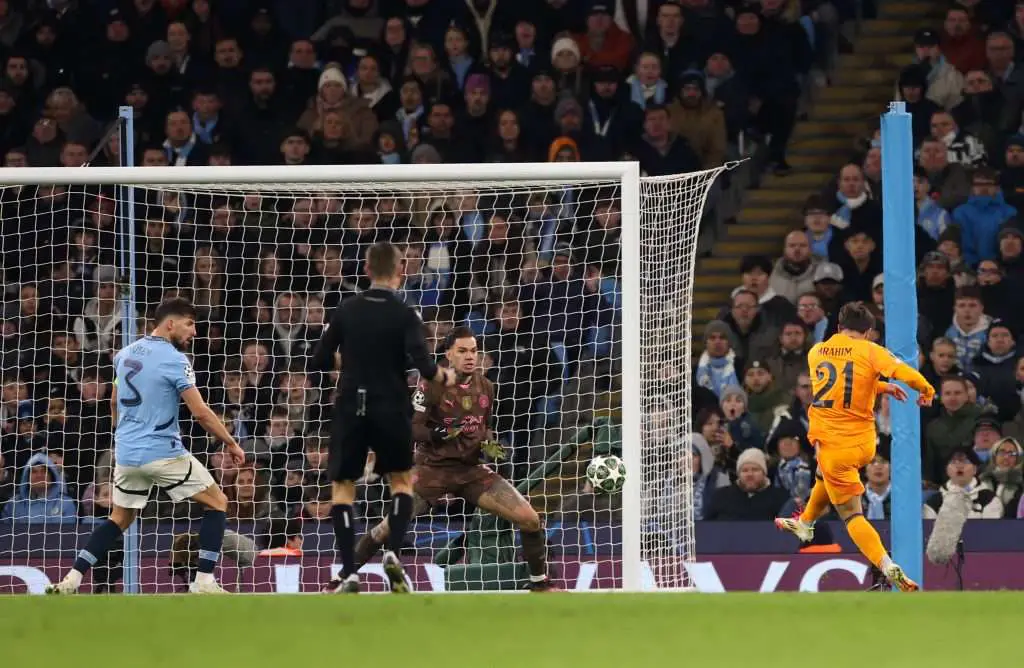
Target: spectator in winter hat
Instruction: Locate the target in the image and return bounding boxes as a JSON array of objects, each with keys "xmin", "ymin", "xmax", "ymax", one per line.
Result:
[
  {"xmin": 972, "ymin": 415, "xmax": 1004, "ymax": 464},
  {"xmin": 1000, "ymin": 136, "xmax": 1024, "ymax": 211},
  {"xmin": 456, "ymin": 73, "xmax": 493, "ymax": 156},
  {"xmin": 696, "ymin": 320, "xmax": 739, "ymax": 398},
  {"xmin": 811, "ymin": 262, "xmax": 844, "ymax": 320},
  {"xmin": 910, "ymin": 28, "xmax": 964, "ymax": 110},
  {"xmin": 742, "ymin": 359, "xmax": 789, "ymax": 435},
  {"xmin": 691, "ymin": 437, "xmax": 731, "ymax": 521},
  {"xmin": 802, "ymin": 194, "xmax": 836, "ymax": 260},
  {"xmin": 583, "ymin": 64, "xmax": 640, "ymax": 156},
  {"xmin": 765, "ymin": 417, "xmax": 813, "ymax": 513},
  {"xmin": 924, "ymin": 446, "xmax": 1004, "ymax": 519},
  {"xmin": 573, "ymin": 2, "xmax": 634, "ymax": 72},
  {"xmin": 977, "ymin": 437, "xmax": 1024, "ymax": 518},
  {"xmin": 301, "ymin": 65, "xmax": 379, "ymax": 151},
  {"xmin": 667, "ymin": 70, "xmax": 726, "ymax": 170},
  {"xmin": 554, "ymin": 96, "xmax": 584, "ymax": 136},
  {"xmin": 411, "ymin": 142, "xmax": 442, "ymax": 164},
  {"xmin": 896, "ymin": 64, "xmax": 941, "ymax": 144},
  {"xmin": 704, "ymin": 447, "xmax": 789, "ymax": 521},
  {"xmin": 551, "ymin": 34, "xmax": 586, "ymax": 98},
  {"xmin": 719, "ymin": 385, "xmax": 763, "ymax": 453},
  {"xmin": 548, "ymin": 136, "xmax": 579, "ymax": 162},
  {"xmin": 914, "ymin": 166, "xmax": 952, "ymax": 242},
  {"xmin": 973, "ymin": 319, "xmax": 1019, "ymax": 420},
  {"xmin": 734, "ymin": 253, "xmax": 796, "ymax": 328}
]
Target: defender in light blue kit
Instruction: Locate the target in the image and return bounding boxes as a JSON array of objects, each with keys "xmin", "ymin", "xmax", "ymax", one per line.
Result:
[{"xmin": 47, "ymin": 298, "xmax": 245, "ymax": 595}]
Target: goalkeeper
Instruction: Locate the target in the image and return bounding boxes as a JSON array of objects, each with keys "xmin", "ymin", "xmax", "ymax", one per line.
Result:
[{"xmin": 324, "ymin": 327, "xmax": 557, "ymax": 592}]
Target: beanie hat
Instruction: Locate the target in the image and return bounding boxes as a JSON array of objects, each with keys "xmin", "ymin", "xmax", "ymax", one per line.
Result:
[
  {"xmin": 678, "ymin": 69, "xmax": 706, "ymax": 94},
  {"xmin": 410, "ymin": 143, "xmax": 442, "ymax": 164},
  {"xmin": 547, "ymin": 135, "xmax": 580, "ymax": 162},
  {"xmin": 551, "ymin": 36, "xmax": 581, "ymax": 62},
  {"xmin": 720, "ymin": 385, "xmax": 748, "ymax": 409},
  {"xmin": 555, "ymin": 96, "xmax": 583, "ymax": 120},
  {"xmin": 704, "ymin": 319, "xmax": 735, "ymax": 346},
  {"xmin": 736, "ymin": 448, "xmax": 768, "ymax": 475},
  {"xmin": 146, "ymin": 40, "xmax": 172, "ymax": 63},
  {"xmin": 319, "ymin": 67, "xmax": 347, "ymax": 91},
  {"xmin": 465, "ymin": 73, "xmax": 490, "ymax": 92}
]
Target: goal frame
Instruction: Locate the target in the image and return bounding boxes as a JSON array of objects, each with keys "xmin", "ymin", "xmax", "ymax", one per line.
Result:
[{"xmin": 0, "ymin": 160, "xmax": 646, "ymax": 592}]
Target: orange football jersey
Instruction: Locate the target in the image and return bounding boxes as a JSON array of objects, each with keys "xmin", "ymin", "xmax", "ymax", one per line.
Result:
[{"xmin": 806, "ymin": 333, "xmax": 901, "ymax": 449}]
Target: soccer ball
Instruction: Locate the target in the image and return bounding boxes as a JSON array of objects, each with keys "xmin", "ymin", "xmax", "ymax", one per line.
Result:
[{"xmin": 586, "ymin": 455, "xmax": 626, "ymax": 494}]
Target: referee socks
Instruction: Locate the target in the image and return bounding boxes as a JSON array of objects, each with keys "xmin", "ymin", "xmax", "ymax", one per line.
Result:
[
  {"xmin": 387, "ymin": 493, "xmax": 414, "ymax": 556},
  {"xmin": 331, "ymin": 504, "xmax": 357, "ymax": 578}
]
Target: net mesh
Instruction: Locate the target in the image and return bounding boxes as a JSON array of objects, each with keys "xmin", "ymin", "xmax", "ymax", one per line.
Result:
[{"xmin": 0, "ymin": 166, "xmax": 721, "ymax": 593}]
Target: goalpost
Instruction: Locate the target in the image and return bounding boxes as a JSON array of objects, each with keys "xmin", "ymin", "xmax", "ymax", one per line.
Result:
[{"xmin": 0, "ymin": 159, "xmax": 724, "ymax": 594}]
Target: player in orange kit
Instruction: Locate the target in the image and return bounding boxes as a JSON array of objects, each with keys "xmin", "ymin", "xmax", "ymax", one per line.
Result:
[{"xmin": 775, "ymin": 302, "xmax": 935, "ymax": 592}]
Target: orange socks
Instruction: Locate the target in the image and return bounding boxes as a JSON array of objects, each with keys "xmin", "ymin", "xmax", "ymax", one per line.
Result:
[
  {"xmin": 799, "ymin": 483, "xmax": 831, "ymax": 525},
  {"xmin": 846, "ymin": 514, "xmax": 888, "ymax": 568}
]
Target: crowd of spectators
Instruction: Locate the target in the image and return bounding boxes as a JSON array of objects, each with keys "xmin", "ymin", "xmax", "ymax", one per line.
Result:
[
  {"xmin": 1, "ymin": 0, "xmax": 821, "ymax": 530},
  {"xmin": 693, "ymin": 0, "xmax": 1024, "ymax": 524}
]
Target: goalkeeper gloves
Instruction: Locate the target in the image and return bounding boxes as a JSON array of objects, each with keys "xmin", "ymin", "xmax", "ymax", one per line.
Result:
[{"xmin": 480, "ymin": 439, "xmax": 506, "ymax": 462}]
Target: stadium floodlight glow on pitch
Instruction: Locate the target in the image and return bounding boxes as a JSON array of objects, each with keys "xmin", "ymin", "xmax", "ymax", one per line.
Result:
[{"xmin": 0, "ymin": 159, "xmax": 724, "ymax": 594}]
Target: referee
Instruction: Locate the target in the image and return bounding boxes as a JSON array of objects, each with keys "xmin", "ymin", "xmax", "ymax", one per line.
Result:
[{"xmin": 309, "ymin": 241, "xmax": 455, "ymax": 594}]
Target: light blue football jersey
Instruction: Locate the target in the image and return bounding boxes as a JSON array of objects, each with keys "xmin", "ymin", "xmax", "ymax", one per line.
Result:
[{"xmin": 113, "ymin": 335, "xmax": 196, "ymax": 466}]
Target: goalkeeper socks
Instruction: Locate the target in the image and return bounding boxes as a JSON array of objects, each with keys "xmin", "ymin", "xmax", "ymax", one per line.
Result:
[
  {"xmin": 799, "ymin": 483, "xmax": 831, "ymax": 525},
  {"xmin": 197, "ymin": 510, "xmax": 226, "ymax": 574},
  {"xmin": 521, "ymin": 530, "xmax": 548, "ymax": 578},
  {"xmin": 331, "ymin": 504, "xmax": 356, "ymax": 577},
  {"xmin": 72, "ymin": 519, "xmax": 123, "ymax": 575},
  {"xmin": 845, "ymin": 514, "xmax": 888, "ymax": 569},
  {"xmin": 386, "ymin": 493, "xmax": 414, "ymax": 555}
]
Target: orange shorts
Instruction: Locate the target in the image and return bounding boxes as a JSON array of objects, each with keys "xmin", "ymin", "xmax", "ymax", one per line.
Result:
[{"xmin": 814, "ymin": 441, "xmax": 875, "ymax": 506}]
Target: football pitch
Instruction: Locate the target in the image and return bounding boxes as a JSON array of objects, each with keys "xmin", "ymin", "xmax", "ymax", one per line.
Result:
[{"xmin": 2, "ymin": 592, "xmax": 1016, "ymax": 667}]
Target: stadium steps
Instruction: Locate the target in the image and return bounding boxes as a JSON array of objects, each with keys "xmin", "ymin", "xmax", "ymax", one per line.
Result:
[{"xmin": 690, "ymin": 0, "xmax": 940, "ymax": 356}]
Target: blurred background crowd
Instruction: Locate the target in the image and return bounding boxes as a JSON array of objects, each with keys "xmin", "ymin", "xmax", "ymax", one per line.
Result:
[{"xmin": 2, "ymin": 0, "xmax": 1018, "ymax": 549}]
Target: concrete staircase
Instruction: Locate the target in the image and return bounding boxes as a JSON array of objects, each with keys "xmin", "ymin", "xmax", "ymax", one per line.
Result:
[{"xmin": 691, "ymin": 1, "xmax": 938, "ymax": 350}]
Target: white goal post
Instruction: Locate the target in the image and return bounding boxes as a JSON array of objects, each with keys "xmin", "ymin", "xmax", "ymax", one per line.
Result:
[{"xmin": 0, "ymin": 161, "xmax": 724, "ymax": 593}]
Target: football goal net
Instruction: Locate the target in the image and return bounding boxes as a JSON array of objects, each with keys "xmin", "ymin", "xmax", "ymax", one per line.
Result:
[{"xmin": 0, "ymin": 160, "xmax": 723, "ymax": 593}]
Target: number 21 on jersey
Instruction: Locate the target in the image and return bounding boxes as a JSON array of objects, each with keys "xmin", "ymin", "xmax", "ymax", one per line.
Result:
[{"xmin": 812, "ymin": 360, "xmax": 855, "ymax": 409}]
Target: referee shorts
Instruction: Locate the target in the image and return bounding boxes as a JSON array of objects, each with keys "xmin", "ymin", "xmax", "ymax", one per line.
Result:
[
  {"xmin": 329, "ymin": 405, "xmax": 413, "ymax": 482},
  {"xmin": 113, "ymin": 454, "xmax": 216, "ymax": 510}
]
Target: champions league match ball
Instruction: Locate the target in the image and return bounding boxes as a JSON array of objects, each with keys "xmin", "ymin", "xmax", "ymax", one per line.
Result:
[{"xmin": 586, "ymin": 454, "xmax": 626, "ymax": 494}]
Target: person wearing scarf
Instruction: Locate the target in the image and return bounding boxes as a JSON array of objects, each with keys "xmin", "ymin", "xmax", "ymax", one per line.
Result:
[
  {"xmin": 696, "ymin": 320, "xmax": 739, "ymax": 397},
  {"xmin": 395, "ymin": 76, "xmax": 425, "ymax": 141},
  {"xmin": 862, "ymin": 455, "xmax": 892, "ymax": 520},
  {"xmin": 626, "ymin": 51, "xmax": 667, "ymax": 109},
  {"xmin": 979, "ymin": 437, "xmax": 1024, "ymax": 517}
]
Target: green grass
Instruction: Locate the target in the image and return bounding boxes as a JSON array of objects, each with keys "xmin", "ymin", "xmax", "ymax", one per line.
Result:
[{"xmin": 2, "ymin": 593, "xmax": 1018, "ymax": 667}]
